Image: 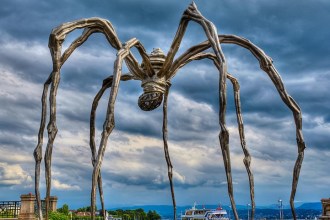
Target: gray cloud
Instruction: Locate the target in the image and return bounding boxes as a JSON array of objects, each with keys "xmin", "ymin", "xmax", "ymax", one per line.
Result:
[{"xmin": 0, "ymin": 0, "xmax": 329, "ymax": 208}]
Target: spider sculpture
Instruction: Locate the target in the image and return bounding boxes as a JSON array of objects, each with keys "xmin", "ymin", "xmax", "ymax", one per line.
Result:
[{"xmin": 34, "ymin": 2, "xmax": 306, "ymax": 220}]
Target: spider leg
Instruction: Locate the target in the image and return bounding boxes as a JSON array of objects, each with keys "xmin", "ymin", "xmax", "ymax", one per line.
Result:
[
  {"xmin": 226, "ymin": 73, "xmax": 255, "ymax": 220},
  {"xmin": 172, "ymin": 35, "xmax": 305, "ymax": 219},
  {"xmin": 172, "ymin": 52, "xmax": 256, "ymax": 220},
  {"xmin": 33, "ymin": 74, "xmax": 52, "ymax": 220},
  {"xmin": 161, "ymin": 83, "xmax": 177, "ymax": 219},
  {"xmin": 90, "ymin": 80, "xmax": 108, "ymax": 219},
  {"xmin": 61, "ymin": 27, "xmax": 144, "ymax": 79},
  {"xmin": 51, "ymin": 17, "xmax": 153, "ymax": 79},
  {"xmin": 36, "ymin": 17, "xmax": 152, "ymax": 219},
  {"xmin": 218, "ymin": 35, "xmax": 305, "ymax": 220},
  {"xmin": 90, "ymin": 38, "xmax": 144, "ymax": 220},
  {"xmin": 160, "ymin": 3, "xmax": 234, "ymax": 219},
  {"xmin": 161, "ymin": 2, "xmax": 226, "ymax": 78},
  {"xmin": 184, "ymin": 52, "xmax": 256, "ymax": 218},
  {"xmin": 90, "ymin": 74, "xmax": 135, "ymax": 218},
  {"xmin": 40, "ymin": 35, "xmax": 63, "ymax": 220}
]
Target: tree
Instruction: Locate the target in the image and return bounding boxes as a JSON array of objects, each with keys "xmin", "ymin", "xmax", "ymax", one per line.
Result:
[
  {"xmin": 135, "ymin": 209, "xmax": 146, "ymax": 220},
  {"xmin": 57, "ymin": 204, "xmax": 69, "ymax": 216},
  {"xmin": 147, "ymin": 210, "xmax": 161, "ymax": 220},
  {"xmin": 76, "ymin": 205, "xmax": 97, "ymax": 212},
  {"xmin": 122, "ymin": 213, "xmax": 131, "ymax": 220},
  {"xmin": 107, "ymin": 208, "xmax": 160, "ymax": 220},
  {"xmin": 108, "ymin": 210, "xmax": 117, "ymax": 215}
]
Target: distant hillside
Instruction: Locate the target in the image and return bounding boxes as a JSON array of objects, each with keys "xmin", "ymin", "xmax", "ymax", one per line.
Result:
[
  {"xmin": 297, "ymin": 202, "xmax": 322, "ymax": 210},
  {"xmin": 109, "ymin": 202, "xmax": 322, "ymax": 219}
]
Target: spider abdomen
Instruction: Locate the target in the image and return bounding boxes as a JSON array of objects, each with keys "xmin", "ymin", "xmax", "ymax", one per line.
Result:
[{"xmin": 138, "ymin": 91, "xmax": 163, "ymax": 111}]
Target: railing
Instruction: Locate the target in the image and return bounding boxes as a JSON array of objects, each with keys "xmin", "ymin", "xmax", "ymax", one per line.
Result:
[
  {"xmin": 0, "ymin": 199, "xmax": 45, "ymax": 219},
  {"xmin": 34, "ymin": 199, "xmax": 46, "ymax": 218},
  {"xmin": 0, "ymin": 201, "xmax": 21, "ymax": 218},
  {"xmin": 1, "ymin": 194, "xmax": 57, "ymax": 220}
]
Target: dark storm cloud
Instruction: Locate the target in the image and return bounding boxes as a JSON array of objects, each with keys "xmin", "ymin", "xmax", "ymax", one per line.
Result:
[
  {"xmin": 289, "ymin": 73, "xmax": 330, "ymax": 120},
  {"xmin": 170, "ymin": 62, "xmax": 219, "ymax": 105},
  {"xmin": 52, "ymin": 157, "xmax": 92, "ymax": 185},
  {"xmin": 99, "ymin": 145, "xmax": 229, "ymax": 190},
  {"xmin": 106, "ymin": 170, "xmax": 228, "ymax": 190},
  {"xmin": 201, "ymin": 1, "xmax": 330, "ymax": 73},
  {"xmin": 0, "ymin": 0, "xmax": 187, "ymax": 50},
  {"xmin": 0, "ymin": 38, "xmax": 51, "ymax": 84},
  {"xmin": 0, "ymin": 0, "xmax": 327, "ymax": 139},
  {"xmin": 305, "ymin": 130, "xmax": 329, "ymax": 150},
  {"xmin": 0, "ymin": 131, "xmax": 35, "ymax": 150}
]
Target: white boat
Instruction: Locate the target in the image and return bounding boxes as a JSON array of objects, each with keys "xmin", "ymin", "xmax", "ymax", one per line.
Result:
[{"xmin": 181, "ymin": 202, "xmax": 229, "ymax": 220}]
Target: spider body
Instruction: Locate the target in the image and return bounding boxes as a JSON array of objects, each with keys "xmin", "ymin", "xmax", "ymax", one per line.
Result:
[
  {"xmin": 34, "ymin": 3, "xmax": 306, "ymax": 220},
  {"xmin": 139, "ymin": 48, "xmax": 167, "ymax": 111}
]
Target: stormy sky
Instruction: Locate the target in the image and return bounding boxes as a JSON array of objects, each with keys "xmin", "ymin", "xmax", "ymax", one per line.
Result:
[{"xmin": 0, "ymin": 0, "xmax": 329, "ymax": 210}]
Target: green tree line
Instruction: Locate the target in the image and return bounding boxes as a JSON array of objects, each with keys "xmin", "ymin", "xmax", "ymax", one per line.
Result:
[
  {"xmin": 108, "ymin": 208, "xmax": 161, "ymax": 220},
  {"xmin": 49, "ymin": 204, "xmax": 161, "ymax": 220}
]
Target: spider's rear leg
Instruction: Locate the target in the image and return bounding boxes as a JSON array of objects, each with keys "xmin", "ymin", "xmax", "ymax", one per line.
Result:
[
  {"xmin": 34, "ymin": 74, "xmax": 52, "ymax": 220},
  {"xmin": 90, "ymin": 74, "xmax": 135, "ymax": 218},
  {"xmin": 161, "ymin": 83, "xmax": 177, "ymax": 219},
  {"xmin": 219, "ymin": 35, "xmax": 306, "ymax": 220},
  {"xmin": 35, "ymin": 21, "xmax": 77, "ymax": 220},
  {"xmin": 42, "ymin": 38, "xmax": 63, "ymax": 220},
  {"xmin": 210, "ymin": 53, "xmax": 256, "ymax": 218},
  {"xmin": 226, "ymin": 73, "xmax": 255, "ymax": 219},
  {"xmin": 90, "ymin": 38, "xmax": 146, "ymax": 220},
  {"xmin": 90, "ymin": 82, "xmax": 109, "ymax": 219},
  {"xmin": 210, "ymin": 34, "xmax": 306, "ymax": 219},
  {"xmin": 169, "ymin": 51, "xmax": 250, "ymax": 220}
]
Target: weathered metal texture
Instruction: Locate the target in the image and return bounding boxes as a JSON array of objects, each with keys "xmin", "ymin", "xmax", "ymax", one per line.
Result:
[{"xmin": 34, "ymin": 2, "xmax": 306, "ymax": 220}]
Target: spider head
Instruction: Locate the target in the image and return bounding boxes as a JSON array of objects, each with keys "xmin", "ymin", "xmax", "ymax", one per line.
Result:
[{"xmin": 138, "ymin": 48, "xmax": 166, "ymax": 111}]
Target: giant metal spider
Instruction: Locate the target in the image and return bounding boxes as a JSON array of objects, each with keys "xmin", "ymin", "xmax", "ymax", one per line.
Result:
[{"xmin": 34, "ymin": 3, "xmax": 306, "ymax": 220}]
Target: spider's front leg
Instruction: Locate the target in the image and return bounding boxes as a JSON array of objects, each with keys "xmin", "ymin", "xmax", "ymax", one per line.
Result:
[
  {"xmin": 172, "ymin": 35, "xmax": 306, "ymax": 219},
  {"xmin": 56, "ymin": 18, "xmax": 151, "ymax": 78},
  {"xmin": 34, "ymin": 16, "xmax": 153, "ymax": 219},
  {"xmin": 160, "ymin": 3, "xmax": 238, "ymax": 219}
]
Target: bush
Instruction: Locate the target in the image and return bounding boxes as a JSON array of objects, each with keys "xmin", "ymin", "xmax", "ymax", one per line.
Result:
[{"xmin": 49, "ymin": 211, "xmax": 70, "ymax": 220}]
